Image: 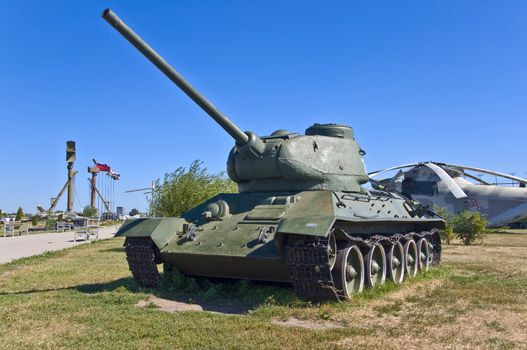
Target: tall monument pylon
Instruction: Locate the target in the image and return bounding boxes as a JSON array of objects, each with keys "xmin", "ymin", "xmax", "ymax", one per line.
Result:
[{"xmin": 66, "ymin": 141, "xmax": 76, "ymax": 213}]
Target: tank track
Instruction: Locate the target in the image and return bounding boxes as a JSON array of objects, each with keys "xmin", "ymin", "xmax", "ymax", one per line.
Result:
[
  {"xmin": 286, "ymin": 235, "xmax": 339, "ymax": 301},
  {"xmin": 286, "ymin": 229, "xmax": 441, "ymax": 302},
  {"xmin": 124, "ymin": 237, "xmax": 160, "ymax": 288}
]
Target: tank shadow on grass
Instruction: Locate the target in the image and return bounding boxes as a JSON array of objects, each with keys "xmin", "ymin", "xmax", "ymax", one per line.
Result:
[
  {"xmin": 0, "ymin": 274, "xmax": 304, "ymax": 314},
  {"xmin": 0, "ymin": 243, "xmax": 304, "ymax": 314},
  {"xmin": 76, "ymin": 271, "xmax": 303, "ymax": 314},
  {"xmin": 0, "ymin": 277, "xmax": 137, "ymax": 297}
]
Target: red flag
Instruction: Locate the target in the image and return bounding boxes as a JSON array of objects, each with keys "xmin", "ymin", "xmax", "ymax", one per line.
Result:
[{"xmin": 93, "ymin": 159, "xmax": 111, "ymax": 172}]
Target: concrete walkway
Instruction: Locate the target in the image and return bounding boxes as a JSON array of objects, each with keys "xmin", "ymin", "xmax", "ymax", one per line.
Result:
[{"xmin": 0, "ymin": 225, "xmax": 119, "ymax": 264}]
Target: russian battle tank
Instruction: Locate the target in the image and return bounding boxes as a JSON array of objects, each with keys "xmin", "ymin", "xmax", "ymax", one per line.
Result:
[{"xmin": 103, "ymin": 9, "xmax": 444, "ymax": 301}]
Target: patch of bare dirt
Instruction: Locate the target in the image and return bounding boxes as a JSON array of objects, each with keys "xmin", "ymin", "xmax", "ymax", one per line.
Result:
[
  {"xmin": 340, "ymin": 310, "xmax": 401, "ymax": 331},
  {"xmin": 271, "ymin": 317, "xmax": 344, "ymax": 330},
  {"xmin": 136, "ymin": 297, "xmax": 204, "ymax": 313},
  {"xmin": 135, "ymin": 296, "xmax": 246, "ymax": 315}
]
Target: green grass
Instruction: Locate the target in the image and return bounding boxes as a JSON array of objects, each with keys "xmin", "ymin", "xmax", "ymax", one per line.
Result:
[{"xmin": 0, "ymin": 233, "xmax": 526, "ymax": 349}]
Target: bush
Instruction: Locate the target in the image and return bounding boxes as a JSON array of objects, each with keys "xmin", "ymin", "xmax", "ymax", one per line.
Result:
[
  {"xmin": 82, "ymin": 206, "xmax": 98, "ymax": 218},
  {"xmin": 149, "ymin": 160, "xmax": 237, "ymax": 217},
  {"xmin": 434, "ymin": 207, "xmax": 454, "ymax": 244},
  {"xmin": 46, "ymin": 219, "xmax": 57, "ymax": 230},
  {"xmin": 31, "ymin": 216, "xmax": 38, "ymax": 226},
  {"xmin": 452, "ymin": 210, "xmax": 488, "ymax": 245}
]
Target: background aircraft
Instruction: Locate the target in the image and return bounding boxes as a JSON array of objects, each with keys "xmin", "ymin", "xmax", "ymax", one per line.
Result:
[{"xmin": 369, "ymin": 162, "xmax": 527, "ymax": 228}]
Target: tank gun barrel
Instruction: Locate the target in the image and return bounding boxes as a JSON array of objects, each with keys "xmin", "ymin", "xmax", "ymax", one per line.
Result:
[{"xmin": 102, "ymin": 9, "xmax": 249, "ymax": 145}]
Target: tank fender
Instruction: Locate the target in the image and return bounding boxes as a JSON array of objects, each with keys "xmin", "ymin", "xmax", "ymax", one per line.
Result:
[
  {"xmin": 115, "ymin": 217, "xmax": 186, "ymax": 249},
  {"xmin": 277, "ymin": 190, "xmax": 335, "ymax": 237}
]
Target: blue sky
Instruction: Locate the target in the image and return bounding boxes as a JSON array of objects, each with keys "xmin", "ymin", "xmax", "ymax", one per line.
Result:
[{"xmin": 1, "ymin": 1, "xmax": 526, "ymax": 214}]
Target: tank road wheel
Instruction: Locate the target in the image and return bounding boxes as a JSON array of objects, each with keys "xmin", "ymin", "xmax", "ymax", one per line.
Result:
[
  {"xmin": 386, "ymin": 241, "xmax": 404, "ymax": 284},
  {"xmin": 427, "ymin": 240, "xmax": 434, "ymax": 266},
  {"xmin": 364, "ymin": 243, "xmax": 386, "ymax": 288},
  {"xmin": 417, "ymin": 238, "xmax": 431, "ymax": 272},
  {"xmin": 403, "ymin": 239, "xmax": 418, "ymax": 278},
  {"xmin": 124, "ymin": 237, "xmax": 160, "ymax": 288},
  {"xmin": 334, "ymin": 245, "xmax": 364, "ymax": 299}
]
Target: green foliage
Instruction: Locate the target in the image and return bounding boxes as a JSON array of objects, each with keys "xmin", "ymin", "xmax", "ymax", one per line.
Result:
[
  {"xmin": 0, "ymin": 209, "xmax": 3, "ymax": 219},
  {"xmin": 46, "ymin": 219, "xmax": 57, "ymax": 230},
  {"xmin": 452, "ymin": 210, "xmax": 488, "ymax": 245},
  {"xmin": 433, "ymin": 207, "xmax": 488, "ymax": 245},
  {"xmin": 15, "ymin": 207, "xmax": 23, "ymax": 221},
  {"xmin": 163, "ymin": 268, "xmax": 297, "ymax": 306},
  {"xmin": 82, "ymin": 206, "xmax": 98, "ymax": 218},
  {"xmin": 128, "ymin": 208, "xmax": 140, "ymax": 216},
  {"xmin": 434, "ymin": 206, "xmax": 454, "ymax": 244},
  {"xmin": 149, "ymin": 160, "xmax": 238, "ymax": 217},
  {"xmin": 31, "ymin": 216, "xmax": 38, "ymax": 226}
]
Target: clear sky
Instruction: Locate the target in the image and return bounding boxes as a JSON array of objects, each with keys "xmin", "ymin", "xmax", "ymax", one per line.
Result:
[{"xmin": 1, "ymin": 1, "xmax": 526, "ymax": 214}]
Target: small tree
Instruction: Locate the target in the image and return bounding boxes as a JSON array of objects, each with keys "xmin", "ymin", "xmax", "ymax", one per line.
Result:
[
  {"xmin": 82, "ymin": 206, "xmax": 98, "ymax": 218},
  {"xmin": 434, "ymin": 207, "xmax": 454, "ymax": 244},
  {"xmin": 452, "ymin": 210, "xmax": 488, "ymax": 245},
  {"xmin": 15, "ymin": 207, "xmax": 23, "ymax": 221},
  {"xmin": 129, "ymin": 208, "xmax": 140, "ymax": 216},
  {"xmin": 150, "ymin": 160, "xmax": 238, "ymax": 217},
  {"xmin": 46, "ymin": 219, "xmax": 57, "ymax": 230},
  {"xmin": 31, "ymin": 216, "xmax": 38, "ymax": 226}
]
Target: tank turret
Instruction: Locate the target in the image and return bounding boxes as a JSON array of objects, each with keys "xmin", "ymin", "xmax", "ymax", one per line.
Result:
[
  {"xmin": 102, "ymin": 9, "xmax": 368, "ymax": 193},
  {"xmin": 227, "ymin": 123, "xmax": 368, "ymax": 192}
]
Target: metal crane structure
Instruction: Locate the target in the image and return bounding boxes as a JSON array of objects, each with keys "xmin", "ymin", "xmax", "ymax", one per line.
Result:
[
  {"xmin": 38, "ymin": 141, "xmax": 77, "ymax": 214},
  {"xmin": 48, "ymin": 171, "xmax": 78, "ymax": 212},
  {"xmin": 87, "ymin": 159, "xmax": 120, "ymax": 219}
]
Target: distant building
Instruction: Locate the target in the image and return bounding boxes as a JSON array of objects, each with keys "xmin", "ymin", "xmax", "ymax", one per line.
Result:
[{"xmin": 116, "ymin": 206, "xmax": 125, "ymax": 215}]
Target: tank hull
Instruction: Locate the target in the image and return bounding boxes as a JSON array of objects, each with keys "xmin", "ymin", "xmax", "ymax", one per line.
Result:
[{"xmin": 116, "ymin": 190, "xmax": 443, "ymax": 287}]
